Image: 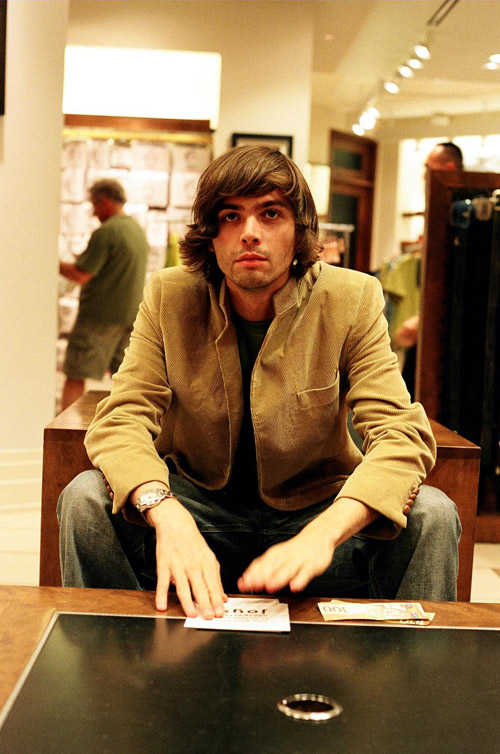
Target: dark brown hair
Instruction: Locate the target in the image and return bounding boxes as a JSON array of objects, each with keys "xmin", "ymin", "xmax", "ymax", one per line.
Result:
[
  {"xmin": 89, "ymin": 178, "xmax": 126, "ymax": 204},
  {"xmin": 180, "ymin": 145, "xmax": 320, "ymax": 282}
]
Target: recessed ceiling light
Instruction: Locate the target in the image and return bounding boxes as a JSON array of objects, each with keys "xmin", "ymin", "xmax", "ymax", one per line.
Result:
[
  {"xmin": 384, "ymin": 81, "xmax": 400, "ymax": 94},
  {"xmin": 352, "ymin": 124, "xmax": 365, "ymax": 136},
  {"xmin": 398, "ymin": 65, "xmax": 413, "ymax": 78},
  {"xmin": 484, "ymin": 61, "xmax": 499, "ymax": 70},
  {"xmin": 489, "ymin": 53, "xmax": 500, "ymax": 63},
  {"xmin": 408, "ymin": 58, "xmax": 423, "ymax": 70},
  {"xmin": 414, "ymin": 43, "xmax": 431, "ymax": 60},
  {"xmin": 359, "ymin": 112, "xmax": 376, "ymax": 130}
]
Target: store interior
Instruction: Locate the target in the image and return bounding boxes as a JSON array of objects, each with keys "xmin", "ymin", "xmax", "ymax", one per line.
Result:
[{"xmin": 1, "ymin": 0, "xmax": 500, "ymax": 597}]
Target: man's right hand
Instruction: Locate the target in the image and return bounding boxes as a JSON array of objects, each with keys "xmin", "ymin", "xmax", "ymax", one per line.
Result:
[{"xmin": 146, "ymin": 498, "xmax": 227, "ymax": 619}]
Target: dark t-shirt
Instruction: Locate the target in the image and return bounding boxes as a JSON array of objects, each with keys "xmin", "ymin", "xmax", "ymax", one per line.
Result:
[{"xmin": 226, "ymin": 314, "xmax": 271, "ymax": 504}]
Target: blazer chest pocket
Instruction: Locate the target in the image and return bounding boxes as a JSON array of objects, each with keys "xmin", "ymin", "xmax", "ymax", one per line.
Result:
[{"xmin": 297, "ymin": 375, "xmax": 339, "ymax": 411}]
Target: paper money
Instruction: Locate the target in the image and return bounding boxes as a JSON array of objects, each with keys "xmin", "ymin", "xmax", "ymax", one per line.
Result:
[{"xmin": 318, "ymin": 600, "xmax": 435, "ymax": 625}]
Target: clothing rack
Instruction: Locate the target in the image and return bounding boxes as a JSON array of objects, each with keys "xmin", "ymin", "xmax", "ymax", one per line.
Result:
[
  {"xmin": 417, "ymin": 170, "xmax": 500, "ymax": 539},
  {"xmin": 318, "ymin": 222, "xmax": 355, "ymax": 268}
]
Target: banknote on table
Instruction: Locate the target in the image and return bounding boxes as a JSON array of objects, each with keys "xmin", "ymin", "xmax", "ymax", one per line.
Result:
[{"xmin": 318, "ymin": 600, "xmax": 435, "ymax": 625}]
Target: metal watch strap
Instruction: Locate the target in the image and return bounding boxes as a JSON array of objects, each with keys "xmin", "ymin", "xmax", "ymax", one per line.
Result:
[{"xmin": 133, "ymin": 488, "xmax": 176, "ymax": 522}]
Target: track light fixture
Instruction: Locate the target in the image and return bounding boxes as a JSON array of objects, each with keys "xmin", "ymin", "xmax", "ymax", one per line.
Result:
[
  {"xmin": 414, "ymin": 42, "xmax": 431, "ymax": 60},
  {"xmin": 384, "ymin": 80, "xmax": 400, "ymax": 94},
  {"xmin": 350, "ymin": 0, "xmax": 461, "ymax": 136}
]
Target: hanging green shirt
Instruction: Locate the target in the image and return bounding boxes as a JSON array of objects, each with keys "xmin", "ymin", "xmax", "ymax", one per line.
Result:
[{"xmin": 75, "ymin": 215, "xmax": 149, "ymax": 325}]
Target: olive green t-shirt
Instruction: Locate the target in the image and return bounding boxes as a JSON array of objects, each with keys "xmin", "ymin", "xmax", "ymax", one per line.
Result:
[{"xmin": 75, "ymin": 215, "xmax": 149, "ymax": 325}]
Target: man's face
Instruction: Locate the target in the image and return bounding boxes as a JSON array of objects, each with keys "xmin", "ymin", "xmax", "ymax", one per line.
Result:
[
  {"xmin": 211, "ymin": 190, "xmax": 296, "ymax": 300},
  {"xmin": 91, "ymin": 195, "xmax": 113, "ymax": 222}
]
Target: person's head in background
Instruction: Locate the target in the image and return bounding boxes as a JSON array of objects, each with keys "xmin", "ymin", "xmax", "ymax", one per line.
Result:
[
  {"xmin": 89, "ymin": 178, "xmax": 127, "ymax": 223},
  {"xmin": 425, "ymin": 142, "xmax": 464, "ymax": 172}
]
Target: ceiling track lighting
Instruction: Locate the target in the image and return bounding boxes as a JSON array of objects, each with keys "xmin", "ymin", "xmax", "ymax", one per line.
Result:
[
  {"xmin": 398, "ymin": 64, "xmax": 414, "ymax": 78},
  {"xmin": 414, "ymin": 42, "xmax": 431, "ymax": 61},
  {"xmin": 351, "ymin": 0, "xmax": 462, "ymax": 136},
  {"xmin": 408, "ymin": 58, "xmax": 423, "ymax": 70},
  {"xmin": 427, "ymin": 0, "xmax": 461, "ymax": 28},
  {"xmin": 384, "ymin": 80, "xmax": 400, "ymax": 94},
  {"xmin": 352, "ymin": 102, "xmax": 381, "ymax": 136}
]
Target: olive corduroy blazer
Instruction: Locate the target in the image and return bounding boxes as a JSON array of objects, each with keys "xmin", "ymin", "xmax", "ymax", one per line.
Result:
[{"xmin": 85, "ymin": 262, "xmax": 436, "ymax": 536}]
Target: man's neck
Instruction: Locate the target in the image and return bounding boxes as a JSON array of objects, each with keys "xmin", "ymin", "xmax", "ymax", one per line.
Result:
[
  {"xmin": 227, "ymin": 285, "xmax": 275, "ymax": 322},
  {"xmin": 225, "ymin": 271, "xmax": 293, "ymax": 322}
]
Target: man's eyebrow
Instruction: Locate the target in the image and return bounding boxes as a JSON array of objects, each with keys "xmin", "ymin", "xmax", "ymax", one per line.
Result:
[
  {"xmin": 259, "ymin": 199, "xmax": 289, "ymax": 209},
  {"xmin": 218, "ymin": 202, "xmax": 240, "ymax": 211},
  {"xmin": 217, "ymin": 198, "xmax": 289, "ymax": 212}
]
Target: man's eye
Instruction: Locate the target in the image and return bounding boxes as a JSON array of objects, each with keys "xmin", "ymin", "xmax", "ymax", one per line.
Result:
[
  {"xmin": 221, "ymin": 212, "xmax": 238, "ymax": 223},
  {"xmin": 265, "ymin": 209, "xmax": 279, "ymax": 219}
]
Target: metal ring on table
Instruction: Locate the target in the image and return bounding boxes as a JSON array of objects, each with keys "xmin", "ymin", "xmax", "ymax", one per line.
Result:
[{"xmin": 277, "ymin": 693, "xmax": 343, "ymax": 722}]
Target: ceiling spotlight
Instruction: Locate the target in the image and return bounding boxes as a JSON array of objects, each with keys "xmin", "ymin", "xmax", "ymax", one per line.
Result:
[
  {"xmin": 398, "ymin": 64, "xmax": 413, "ymax": 78},
  {"xmin": 352, "ymin": 124, "xmax": 365, "ymax": 136},
  {"xmin": 408, "ymin": 58, "xmax": 423, "ymax": 70},
  {"xmin": 367, "ymin": 106, "xmax": 380, "ymax": 119},
  {"xmin": 489, "ymin": 53, "xmax": 500, "ymax": 64},
  {"xmin": 384, "ymin": 80, "xmax": 400, "ymax": 94},
  {"xmin": 414, "ymin": 43, "xmax": 431, "ymax": 60},
  {"xmin": 484, "ymin": 61, "xmax": 499, "ymax": 70},
  {"xmin": 359, "ymin": 112, "xmax": 376, "ymax": 130}
]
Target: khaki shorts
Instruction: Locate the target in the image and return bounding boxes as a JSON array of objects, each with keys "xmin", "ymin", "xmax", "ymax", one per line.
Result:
[{"xmin": 63, "ymin": 318, "xmax": 133, "ymax": 380}]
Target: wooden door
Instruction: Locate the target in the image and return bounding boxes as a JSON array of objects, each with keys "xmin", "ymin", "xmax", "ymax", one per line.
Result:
[{"xmin": 329, "ymin": 130, "xmax": 377, "ymax": 272}]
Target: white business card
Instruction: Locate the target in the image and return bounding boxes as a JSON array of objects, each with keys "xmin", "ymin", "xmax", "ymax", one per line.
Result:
[{"xmin": 184, "ymin": 597, "xmax": 290, "ymax": 632}]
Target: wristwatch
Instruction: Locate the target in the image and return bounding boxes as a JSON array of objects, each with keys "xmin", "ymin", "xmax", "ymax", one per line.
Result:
[{"xmin": 133, "ymin": 488, "xmax": 176, "ymax": 521}]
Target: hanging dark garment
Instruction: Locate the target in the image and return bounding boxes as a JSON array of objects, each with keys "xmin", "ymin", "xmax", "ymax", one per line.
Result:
[
  {"xmin": 480, "ymin": 198, "xmax": 500, "ymax": 473},
  {"xmin": 443, "ymin": 193, "xmax": 493, "ymax": 447}
]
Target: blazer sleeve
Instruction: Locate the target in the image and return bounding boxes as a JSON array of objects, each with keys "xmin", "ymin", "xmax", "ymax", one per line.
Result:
[
  {"xmin": 84, "ymin": 271, "xmax": 173, "ymax": 517},
  {"xmin": 335, "ymin": 274, "xmax": 436, "ymax": 536}
]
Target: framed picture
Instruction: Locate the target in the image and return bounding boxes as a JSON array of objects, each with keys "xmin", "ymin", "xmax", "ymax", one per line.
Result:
[{"xmin": 231, "ymin": 133, "xmax": 293, "ymax": 158}]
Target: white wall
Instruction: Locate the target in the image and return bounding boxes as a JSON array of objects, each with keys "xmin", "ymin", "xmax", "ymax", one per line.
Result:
[
  {"xmin": 0, "ymin": 1, "xmax": 69, "ymax": 450},
  {"xmin": 66, "ymin": 1, "xmax": 314, "ymax": 168}
]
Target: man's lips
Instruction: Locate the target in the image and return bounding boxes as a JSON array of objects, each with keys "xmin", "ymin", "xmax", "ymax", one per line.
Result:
[{"xmin": 236, "ymin": 252, "xmax": 267, "ymax": 263}]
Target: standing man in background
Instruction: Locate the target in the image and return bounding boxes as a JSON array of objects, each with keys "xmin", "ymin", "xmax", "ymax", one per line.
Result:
[{"xmin": 59, "ymin": 178, "xmax": 149, "ymax": 410}]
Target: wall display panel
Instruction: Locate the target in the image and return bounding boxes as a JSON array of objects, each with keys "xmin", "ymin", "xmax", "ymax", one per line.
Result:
[{"xmin": 57, "ymin": 117, "xmax": 212, "ymax": 409}]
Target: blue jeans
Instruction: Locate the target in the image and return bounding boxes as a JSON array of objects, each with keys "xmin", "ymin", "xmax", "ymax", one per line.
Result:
[{"xmin": 57, "ymin": 470, "xmax": 461, "ymax": 601}]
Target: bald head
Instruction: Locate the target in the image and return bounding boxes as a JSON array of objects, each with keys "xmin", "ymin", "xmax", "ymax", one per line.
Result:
[{"xmin": 425, "ymin": 142, "xmax": 463, "ymax": 171}]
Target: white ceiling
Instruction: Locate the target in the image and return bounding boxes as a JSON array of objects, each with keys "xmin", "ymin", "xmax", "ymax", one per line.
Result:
[{"xmin": 311, "ymin": 0, "xmax": 500, "ymax": 124}]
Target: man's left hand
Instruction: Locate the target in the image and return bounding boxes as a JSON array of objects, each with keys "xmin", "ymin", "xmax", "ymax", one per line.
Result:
[
  {"xmin": 237, "ymin": 522, "xmax": 335, "ymax": 594},
  {"xmin": 237, "ymin": 497, "xmax": 378, "ymax": 595}
]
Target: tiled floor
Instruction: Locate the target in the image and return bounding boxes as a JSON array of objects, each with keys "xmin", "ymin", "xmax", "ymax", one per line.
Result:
[{"xmin": 1, "ymin": 503, "xmax": 500, "ymax": 601}]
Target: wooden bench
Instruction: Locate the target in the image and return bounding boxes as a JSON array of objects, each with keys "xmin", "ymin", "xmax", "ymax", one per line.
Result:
[{"xmin": 40, "ymin": 390, "xmax": 480, "ymax": 600}]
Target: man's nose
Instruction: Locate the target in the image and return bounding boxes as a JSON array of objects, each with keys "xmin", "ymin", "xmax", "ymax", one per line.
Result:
[{"xmin": 240, "ymin": 216, "xmax": 261, "ymax": 245}]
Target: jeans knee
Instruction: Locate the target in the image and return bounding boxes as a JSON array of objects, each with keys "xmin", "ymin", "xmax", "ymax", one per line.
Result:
[
  {"xmin": 57, "ymin": 469, "xmax": 111, "ymax": 530},
  {"xmin": 409, "ymin": 484, "xmax": 462, "ymax": 541}
]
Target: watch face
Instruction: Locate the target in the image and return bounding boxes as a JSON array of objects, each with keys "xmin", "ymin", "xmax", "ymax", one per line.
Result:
[{"xmin": 136, "ymin": 489, "xmax": 170, "ymax": 511}]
